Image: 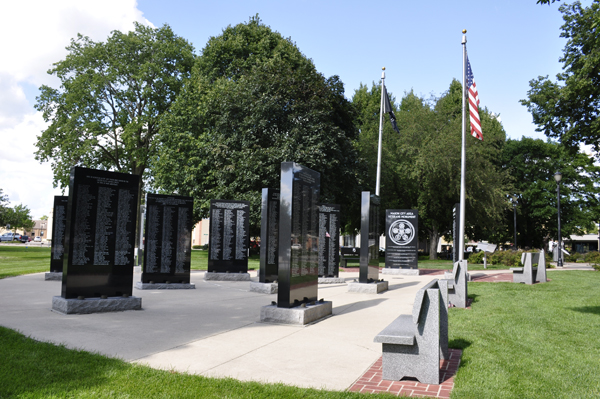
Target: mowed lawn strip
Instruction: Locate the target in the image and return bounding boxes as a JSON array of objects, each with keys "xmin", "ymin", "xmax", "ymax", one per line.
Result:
[
  {"xmin": 450, "ymin": 270, "xmax": 600, "ymax": 399},
  {"xmin": 0, "ymin": 245, "xmax": 51, "ymax": 279},
  {"xmin": 0, "ymin": 326, "xmax": 385, "ymax": 399}
]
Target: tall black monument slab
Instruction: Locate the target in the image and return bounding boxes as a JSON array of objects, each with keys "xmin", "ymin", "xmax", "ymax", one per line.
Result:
[
  {"xmin": 259, "ymin": 188, "xmax": 279, "ymax": 283},
  {"xmin": 359, "ymin": 192, "xmax": 380, "ymax": 283},
  {"xmin": 318, "ymin": 204, "xmax": 340, "ymax": 278},
  {"xmin": 208, "ymin": 200, "xmax": 250, "ymax": 273},
  {"xmin": 453, "ymin": 203, "xmax": 460, "ymax": 263},
  {"xmin": 385, "ymin": 209, "xmax": 419, "ymax": 270},
  {"xmin": 277, "ymin": 162, "xmax": 320, "ymax": 308},
  {"xmin": 50, "ymin": 196, "xmax": 68, "ymax": 273},
  {"xmin": 62, "ymin": 167, "xmax": 140, "ymax": 299},
  {"xmin": 142, "ymin": 193, "xmax": 193, "ymax": 284}
]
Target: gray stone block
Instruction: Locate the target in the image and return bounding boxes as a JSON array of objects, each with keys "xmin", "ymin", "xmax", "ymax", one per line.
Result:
[
  {"xmin": 347, "ymin": 281, "xmax": 389, "ymax": 294},
  {"xmin": 249, "ymin": 282, "xmax": 278, "ymax": 294},
  {"xmin": 44, "ymin": 272, "xmax": 62, "ymax": 281},
  {"xmin": 203, "ymin": 272, "xmax": 251, "ymax": 281},
  {"xmin": 134, "ymin": 282, "xmax": 195, "ymax": 290},
  {"xmin": 52, "ymin": 296, "xmax": 142, "ymax": 315},
  {"xmin": 445, "ymin": 260, "xmax": 468, "ymax": 308},
  {"xmin": 260, "ymin": 301, "xmax": 332, "ymax": 325},
  {"xmin": 536, "ymin": 249, "xmax": 547, "ymax": 283},
  {"xmin": 382, "ymin": 268, "xmax": 419, "ymax": 276},
  {"xmin": 374, "ymin": 281, "xmax": 444, "ymax": 385},
  {"xmin": 318, "ymin": 277, "xmax": 346, "ymax": 284},
  {"xmin": 512, "ymin": 252, "xmax": 544, "ymax": 285}
]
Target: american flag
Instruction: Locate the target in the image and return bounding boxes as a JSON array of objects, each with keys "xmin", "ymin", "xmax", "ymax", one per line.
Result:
[{"xmin": 466, "ymin": 56, "xmax": 482, "ymax": 141}]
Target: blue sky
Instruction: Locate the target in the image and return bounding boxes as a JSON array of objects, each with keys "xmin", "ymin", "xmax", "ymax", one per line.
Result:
[{"xmin": 0, "ymin": 0, "xmax": 588, "ymax": 219}]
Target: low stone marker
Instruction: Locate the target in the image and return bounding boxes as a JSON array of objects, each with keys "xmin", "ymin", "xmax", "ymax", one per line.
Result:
[
  {"xmin": 511, "ymin": 250, "xmax": 547, "ymax": 284},
  {"xmin": 374, "ymin": 279, "xmax": 449, "ymax": 385},
  {"xmin": 444, "ymin": 260, "xmax": 468, "ymax": 308}
]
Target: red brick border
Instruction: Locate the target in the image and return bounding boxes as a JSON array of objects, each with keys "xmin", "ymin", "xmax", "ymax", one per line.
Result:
[{"xmin": 348, "ymin": 349, "xmax": 462, "ymax": 398}]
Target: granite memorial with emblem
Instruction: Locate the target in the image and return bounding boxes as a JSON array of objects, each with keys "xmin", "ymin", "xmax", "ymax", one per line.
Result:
[
  {"xmin": 50, "ymin": 196, "xmax": 68, "ymax": 273},
  {"xmin": 359, "ymin": 192, "xmax": 380, "ymax": 283},
  {"xmin": 277, "ymin": 162, "xmax": 320, "ymax": 308},
  {"xmin": 142, "ymin": 193, "xmax": 193, "ymax": 284},
  {"xmin": 259, "ymin": 188, "xmax": 279, "ymax": 283},
  {"xmin": 385, "ymin": 209, "xmax": 418, "ymax": 270},
  {"xmin": 61, "ymin": 167, "xmax": 140, "ymax": 299},
  {"xmin": 208, "ymin": 200, "xmax": 250, "ymax": 273},
  {"xmin": 318, "ymin": 204, "xmax": 340, "ymax": 278}
]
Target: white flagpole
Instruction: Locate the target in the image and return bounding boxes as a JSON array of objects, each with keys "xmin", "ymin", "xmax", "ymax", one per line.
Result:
[
  {"xmin": 459, "ymin": 31, "xmax": 467, "ymax": 261},
  {"xmin": 375, "ymin": 67, "xmax": 385, "ymax": 196}
]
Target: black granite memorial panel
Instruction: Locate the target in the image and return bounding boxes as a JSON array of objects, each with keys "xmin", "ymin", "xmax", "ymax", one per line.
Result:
[
  {"xmin": 453, "ymin": 203, "xmax": 460, "ymax": 263},
  {"xmin": 359, "ymin": 192, "xmax": 380, "ymax": 283},
  {"xmin": 142, "ymin": 193, "xmax": 193, "ymax": 284},
  {"xmin": 50, "ymin": 196, "xmax": 68, "ymax": 273},
  {"xmin": 208, "ymin": 200, "xmax": 250, "ymax": 273},
  {"xmin": 259, "ymin": 188, "xmax": 279, "ymax": 283},
  {"xmin": 318, "ymin": 204, "xmax": 340, "ymax": 277},
  {"xmin": 385, "ymin": 209, "xmax": 419, "ymax": 269},
  {"xmin": 62, "ymin": 167, "xmax": 140, "ymax": 299},
  {"xmin": 277, "ymin": 162, "xmax": 320, "ymax": 308}
]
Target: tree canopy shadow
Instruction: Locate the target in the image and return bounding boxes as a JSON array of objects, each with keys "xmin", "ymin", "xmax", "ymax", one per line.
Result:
[{"xmin": 569, "ymin": 306, "xmax": 600, "ymax": 315}]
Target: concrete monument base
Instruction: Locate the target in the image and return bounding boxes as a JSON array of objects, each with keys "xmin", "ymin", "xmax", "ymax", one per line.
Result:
[
  {"xmin": 52, "ymin": 295, "xmax": 142, "ymax": 315},
  {"xmin": 348, "ymin": 281, "xmax": 389, "ymax": 294},
  {"xmin": 382, "ymin": 268, "xmax": 419, "ymax": 276},
  {"xmin": 260, "ymin": 301, "xmax": 332, "ymax": 325},
  {"xmin": 318, "ymin": 277, "xmax": 345, "ymax": 284},
  {"xmin": 45, "ymin": 272, "xmax": 62, "ymax": 281},
  {"xmin": 203, "ymin": 272, "xmax": 251, "ymax": 281},
  {"xmin": 250, "ymin": 282, "xmax": 278, "ymax": 294},
  {"xmin": 135, "ymin": 282, "xmax": 195, "ymax": 290}
]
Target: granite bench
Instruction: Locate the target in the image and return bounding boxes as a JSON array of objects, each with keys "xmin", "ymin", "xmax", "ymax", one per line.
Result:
[
  {"xmin": 373, "ymin": 279, "xmax": 449, "ymax": 385},
  {"xmin": 511, "ymin": 250, "xmax": 547, "ymax": 284},
  {"xmin": 443, "ymin": 260, "xmax": 468, "ymax": 308}
]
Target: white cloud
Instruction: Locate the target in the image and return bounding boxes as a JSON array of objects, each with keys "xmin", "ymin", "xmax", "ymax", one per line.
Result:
[{"xmin": 0, "ymin": 0, "xmax": 151, "ymax": 219}]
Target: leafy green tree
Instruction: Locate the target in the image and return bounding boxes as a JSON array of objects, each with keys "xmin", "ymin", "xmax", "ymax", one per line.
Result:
[
  {"xmin": 4, "ymin": 204, "xmax": 34, "ymax": 234},
  {"xmin": 154, "ymin": 17, "xmax": 361, "ymax": 235},
  {"xmin": 0, "ymin": 189, "xmax": 9, "ymax": 227},
  {"xmin": 522, "ymin": 1, "xmax": 600, "ymax": 157},
  {"xmin": 500, "ymin": 137, "xmax": 600, "ymax": 249},
  {"xmin": 34, "ymin": 23, "xmax": 195, "ymax": 193},
  {"xmin": 354, "ymin": 80, "xmax": 510, "ymax": 259}
]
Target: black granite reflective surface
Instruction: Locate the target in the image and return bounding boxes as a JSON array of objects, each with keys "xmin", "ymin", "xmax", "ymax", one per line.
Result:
[
  {"xmin": 141, "ymin": 193, "xmax": 193, "ymax": 284},
  {"xmin": 385, "ymin": 209, "xmax": 418, "ymax": 269},
  {"xmin": 259, "ymin": 188, "xmax": 279, "ymax": 283},
  {"xmin": 277, "ymin": 162, "xmax": 320, "ymax": 308},
  {"xmin": 62, "ymin": 167, "xmax": 140, "ymax": 299},
  {"xmin": 318, "ymin": 203, "xmax": 340, "ymax": 277},
  {"xmin": 208, "ymin": 200, "xmax": 250, "ymax": 273},
  {"xmin": 359, "ymin": 192, "xmax": 380, "ymax": 283},
  {"xmin": 453, "ymin": 203, "xmax": 460, "ymax": 263},
  {"xmin": 50, "ymin": 196, "xmax": 68, "ymax": 273}
]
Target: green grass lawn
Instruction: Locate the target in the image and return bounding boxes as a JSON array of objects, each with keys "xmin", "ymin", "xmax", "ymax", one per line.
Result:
[
  {"xmin": 190, "ymin": 250, "xmax": 259, "ymax": 271},
  {"xmin": 449, "ymin": 270, "xmax": 600, "ymax": 398},
  {"xmin": 0, "ymin": 245, "xmax": 51, "ymax": 279},
  {"xmin": 0, "ymin": 326, "xmax": 374, "ymax": 399}
]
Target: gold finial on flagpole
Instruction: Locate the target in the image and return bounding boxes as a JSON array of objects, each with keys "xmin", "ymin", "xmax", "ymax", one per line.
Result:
[
  {"xmin": 462, "ymin": 29, "xmax": 467, "ymax": 34},
  {"xmin": 382, "ymin": 67, "xmax": 385, "ymax": 70}
]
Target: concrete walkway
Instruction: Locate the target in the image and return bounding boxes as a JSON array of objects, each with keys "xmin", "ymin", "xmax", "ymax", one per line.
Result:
[{"xmin": 0, "ymin": 269, "xmax": 452, "ymax": 391}]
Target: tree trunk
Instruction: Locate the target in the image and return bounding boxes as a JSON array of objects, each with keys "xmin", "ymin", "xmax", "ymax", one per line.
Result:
[{"xmin": 428, "ymin": 225, "xmax": 440, "ymax": 260}]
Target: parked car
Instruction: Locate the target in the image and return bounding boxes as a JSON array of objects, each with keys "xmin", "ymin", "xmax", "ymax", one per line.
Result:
[
  {"xmin": 0, "ymin": 233, "xmax": 16, "ymax": 242},
  {"xmin": 19, "ymin": 235, "xmax": 29, "ymax": 243},
  {"xmin": 13, "ymin": 234, "xmax": 22, "ymax": 241},
  {"xmin": 34, "ymin": 236, "xmax": 41, "ymax": 242}
]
